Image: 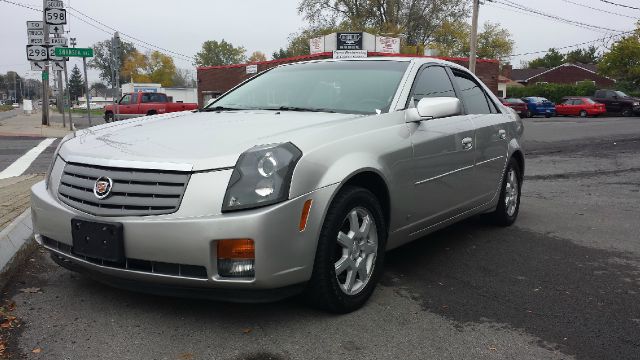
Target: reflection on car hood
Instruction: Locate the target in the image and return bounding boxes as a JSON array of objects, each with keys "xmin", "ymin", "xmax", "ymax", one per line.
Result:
[{"xmin": 59, "ymin": 110, "xmax": 362, "ymax": 171}]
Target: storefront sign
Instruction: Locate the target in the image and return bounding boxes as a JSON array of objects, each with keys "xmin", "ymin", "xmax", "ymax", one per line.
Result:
[
  {"xmin": 375, "ymin": 36, "xmax": 400, "ymax": 54},
  {"xmin": 309, "ymin": 36, "xmax": 325, "ymax": 54},
  {"xmin": 333, "ymin": 50, "xmax": 368, "ymax": 59},
  {"xmin": 337, "ymin": 32, "xmax": 363, "ymax": 50}
]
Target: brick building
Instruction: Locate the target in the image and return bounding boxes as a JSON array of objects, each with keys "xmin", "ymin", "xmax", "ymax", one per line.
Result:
[
  {"xmin": 196, "ymin": 52, "xmax": 500, "ymax": 106},
  {"xmin": 510, "ymin": 63, "xmax": 615, "ymax": 88}
]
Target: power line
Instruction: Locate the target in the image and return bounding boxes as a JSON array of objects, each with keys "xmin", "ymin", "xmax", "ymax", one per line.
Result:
[
  {"xmin": 599, "ymin": 0, "xmax": 640, "ymax": 11},
  {"xmin": 503, "ymin": 30, "xmax": 635, "ymax": 58},
  {"xmin": 488, "ymin": 2, "xmax": 614, "ymax": 33},
  {"xmin": 560, "ymin": 0, "xmax": 638, "ymax": 19},
  {"xmin": 496, "ymin": 0, "xmax": 625, "ymax": 33}
]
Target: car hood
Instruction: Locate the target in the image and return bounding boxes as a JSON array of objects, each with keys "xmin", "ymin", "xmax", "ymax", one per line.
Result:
[{"xmin": 60, "ymin": 110, "xmax": 363, "ymax": 171}]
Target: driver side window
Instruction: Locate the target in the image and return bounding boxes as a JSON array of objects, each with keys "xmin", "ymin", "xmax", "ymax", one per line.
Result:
[
  {"xmin": 407, "ymin": 65, "xmax": 456, "ymax": 107},
  {"xmin": 120, "ymin": 94, "xmax": 131, "ymax": 105}
]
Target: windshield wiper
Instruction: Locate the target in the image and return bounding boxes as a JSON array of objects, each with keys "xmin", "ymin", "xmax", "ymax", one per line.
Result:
[
  {"xmin": 266, "ymin": 106, "xmax": 336, "ymax": 113},
  {"xmin": 200, "ymin": 106, "xmax": 246, "ymax": 112}
]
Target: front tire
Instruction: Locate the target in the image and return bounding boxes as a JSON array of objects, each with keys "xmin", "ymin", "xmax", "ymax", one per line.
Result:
[
  {"xmin": 579, "ymin": 110, "xmax": 588, "ymax": 118},
  {"xmin": 622, "ymin": 107, "xmax": 633, "ymax": 117},
  {"xmin": 489, "ymin": 159, "xmax": 522, "ymax": 226},
  {"xmin": 305, "ymin": 186, "xmax": 387, "ymax": 313},
  {"xmin": 104, "ymin": 112, "xmax": 113, "ymax": 123}
]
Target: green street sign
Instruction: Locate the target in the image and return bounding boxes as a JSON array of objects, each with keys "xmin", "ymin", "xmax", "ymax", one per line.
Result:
[
  {"xmin": 54, "ymin": 47, "xmax": 93, "ymax": 57},
  {"xmin": 42, "ymin": 70, "xmax": 49, "ymax": 81}
]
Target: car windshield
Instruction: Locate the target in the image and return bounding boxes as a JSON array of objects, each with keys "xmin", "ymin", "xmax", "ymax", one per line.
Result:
[
  {"xmin": 208, "ymin": 60, "xmax": 410, "ymax": 115},
  {"xmin": 615, "ymin": 91, "xmax": 629, "ymax": 97}
]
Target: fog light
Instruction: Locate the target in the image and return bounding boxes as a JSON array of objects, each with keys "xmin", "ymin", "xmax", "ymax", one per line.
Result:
[{"xmin": 217, "ymin": 239, "xmax": 255, "ymax": 278}]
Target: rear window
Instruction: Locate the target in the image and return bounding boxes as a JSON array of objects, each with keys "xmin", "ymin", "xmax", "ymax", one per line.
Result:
[
  {"xmin": 505, "ymin": 98, "xmax": 524, "ymax": 104},
  {"xmin": 141, "ymin": 93, "xmax": 168, "ymax": 103},
  {"xmin": 583, "ymin": 98, "xmax": 595, "ymax": 104}
]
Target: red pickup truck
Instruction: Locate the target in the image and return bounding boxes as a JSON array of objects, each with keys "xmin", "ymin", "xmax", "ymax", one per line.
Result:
[{"xmin": 104, "ymin": 92, "xmax": 198, "ymax": 122}]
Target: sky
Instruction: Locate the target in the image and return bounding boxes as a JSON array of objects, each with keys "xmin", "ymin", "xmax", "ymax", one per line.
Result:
[{"xmin": 0, "ymin": 0, "xmax": 638, "ymax": 83}]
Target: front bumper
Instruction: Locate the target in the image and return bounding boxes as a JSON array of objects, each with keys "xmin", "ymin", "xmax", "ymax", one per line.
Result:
[{"xmin": 31, "ymin": 161, "xmax": 338, "ymax": 298}]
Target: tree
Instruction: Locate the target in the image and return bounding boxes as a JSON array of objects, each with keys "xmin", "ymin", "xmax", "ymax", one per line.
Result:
[
  {"xmin": 121, "ymin": 50, "xmax": 151, "ymax": 83},
  {"xmin": 248, "ymin": 51, "xmax": 267, "ymax": 63},
  {"xmin": 599, "ymin": 34, "xmax": 640, "ymax": 89},
  {"xmin": 69, "ymin": 65, "xmax": 84, "ymax": 101},
  {"xmin": 88, "ymin": 39, "xmax": 136, "ymax": 85},
  {"xmin": 272, "ymin": 48, "xmax": 293, "ymax": 60},
  {"xmin": 172, "ymin": 68, "xmax": 195, "ymax": 87},
  {"xmin": 565, "ymin": 46, "xmax": 600, "ymax": 64},
  {"xmin": 429, "ymin": 21, "xmax": 514, "ymax": 60},
  {"xmin": 526, "ymin": 48, "xmax": 565, "ymax": 69},
  {"xmin": 297, "ymin": 0, "xmax": 469, "ymax": 46},
  {"xmin": 147, "ymin": 51, "xmax": 176, "ymax": 86},
  {"xmin": 194, "ymin": 40, "xmax": 246, "ymax": 67}
]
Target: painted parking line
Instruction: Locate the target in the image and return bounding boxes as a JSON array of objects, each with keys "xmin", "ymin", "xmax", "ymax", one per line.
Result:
[{"xmin": 0, "ymin": 138, "xmax": 56, "ymax": 180}]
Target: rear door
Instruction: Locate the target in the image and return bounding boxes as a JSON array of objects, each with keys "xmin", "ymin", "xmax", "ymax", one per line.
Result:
[
  {"xmin": 450, "ymin": 68, "xmax": 509, "ymax": 205},
  {"xmin": 408, "ymin": 65, "xmax": 476, "ymax": 228}
]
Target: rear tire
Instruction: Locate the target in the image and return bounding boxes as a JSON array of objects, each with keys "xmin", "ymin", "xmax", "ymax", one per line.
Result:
[
  {"xmin": 579, "ymin": 110, "xmax": 588, "ymax": 118},
  {"xmin": 526, "ymin": 110, "xmax": 532, "ymax": 118},
  {"xmin": 622, "ymin": 107, "xmax": 633, "ymax": 117},
  {"xmin": 488, "ymin": 159, "xmax": 522, "ymax": 226},
  {"xmin": 105, "ymin": 112, "xmax": 113, "ymax": 123},
  {"xmin": 146, "ymin": 111, "xmax": 157, "ymax": 116},
  {"xmin": 304, "ymin": 186, "xmax": 387, "ymax": 313}
]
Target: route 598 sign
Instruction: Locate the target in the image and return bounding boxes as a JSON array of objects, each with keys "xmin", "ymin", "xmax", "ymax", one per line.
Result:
[{"xmin": 45, "ymin": 8, "xmax": 66, "ymax": 25}]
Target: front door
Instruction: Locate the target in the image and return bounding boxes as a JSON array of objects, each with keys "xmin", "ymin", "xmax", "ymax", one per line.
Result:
[
  {"xmin": 450, "ymin": 69, "xmax": 509, "ymax": 205},
  {"xmin": 407, "ymin": 65, "xmax": 477, "ymax": 230}
]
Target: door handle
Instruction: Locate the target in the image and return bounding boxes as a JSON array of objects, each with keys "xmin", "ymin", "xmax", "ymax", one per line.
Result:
[
  {"xmin": 498, "ymin": 129, "xmax": 507, "ymax": 139},
  {"xmin": 461, "ymin": 137, "xmax": 473, "ymax": 150}
]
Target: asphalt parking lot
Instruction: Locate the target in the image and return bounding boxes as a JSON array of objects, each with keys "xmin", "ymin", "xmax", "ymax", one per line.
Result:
[{"xmin": 1, "ymin": 116, "xmax": 639, "ymax": 359}]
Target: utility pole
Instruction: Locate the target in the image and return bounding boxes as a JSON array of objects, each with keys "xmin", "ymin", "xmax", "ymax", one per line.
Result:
[
  {"xmin": 112, "ymin": 32, "xmax": 120, "ymax": 121},
  {"xmin": 83, "ymin": 57, "xmax": 91, "ymax": 126},
  {"xmin": 41, "ymin": 0, "xmax": 50, "ymax": 126},
  {"xmin": 13, "ymin": 74, "xmax": 17, "ymax": 103},
  {"xmin": 63, "ymin": 60, "xmax": 73, "ymax": 130},
  {"xmin": 469, "ymin": 0, "xmax": 480, "ymax": 74}
]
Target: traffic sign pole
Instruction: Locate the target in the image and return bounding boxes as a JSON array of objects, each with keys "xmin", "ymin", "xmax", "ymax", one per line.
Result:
[
  {"xmin": 41, "ymin": 0, "xmax": 49, "ymax": 126},
  {"xmin": 63, "ymin": 60, "xmax": 73, "ymax": 131},
  {"xmin": 83, "ymin": 57, "xmax": 91, "ymax": 126}
]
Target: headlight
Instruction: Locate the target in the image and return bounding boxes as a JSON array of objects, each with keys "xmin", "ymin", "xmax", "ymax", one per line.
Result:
[
  {"xmin": 633, "ymin": 102, "xmax": 639, "ymax": 106},
  {"xmin": 222, "ymin": 142, "xmax": 302, "ymax": 212},
  {"xmin": 46, "ymin": 132, "xmax": 75, "ymax": 189}
]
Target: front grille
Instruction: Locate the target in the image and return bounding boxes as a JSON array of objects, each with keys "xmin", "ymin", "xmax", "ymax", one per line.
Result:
[
  {"xmin": 43, "ymin": 237, "xmax": 208, "ymax": 279},
  {"xmin": 58, "ymin": 162, "xmax": 190, "ymax": 217}
]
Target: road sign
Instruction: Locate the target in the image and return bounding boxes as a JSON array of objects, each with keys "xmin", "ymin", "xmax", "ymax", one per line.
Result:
[
  {"xmin": 51, "ymin": 61, "xmax": 65, "ymax": 71},
  {"xmin": 46, "ymin": 0, "xmax": 64, "ymax": 8},
  {"xmin": 26, "ymin": 45, "xmax": 49, "ymax": 61},
  {"xmin": 28, "ymin": 37, "xmax": 46, "ymax": 45},
  {"xmin": 45, "ymin": 8, "xmax": 66, "ymax": 25},
  {"xmin": 55, "ymin": 47, "xmax": 93, "ymax": 58},
  {"xmin": 27, "ymin": 29, "xmax": 44, "ymax": 37},
  {"xmin": 30, "ymin": 61, "xmax": 47, "ymax": 71},
  {"xmin": 48, "ymin": 37, "xmax": 67, "ymax": 46},
  {"xmin": 48, "ymin": 46, "xmax": 63, "ymax": 61},
  {"xmin": 27, "ymin": 21, "xmax": 44, "ymax": 30},
  {"xmin": 42, "ymin": 71, "xmax": 49, "ymax": 81},
  {"xmin": 48, "ymin": 24, "xmax": 64, "ymax": 34}
]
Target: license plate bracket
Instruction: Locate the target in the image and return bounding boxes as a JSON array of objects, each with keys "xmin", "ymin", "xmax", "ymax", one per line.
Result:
[{"xmin": 71, "ymin": 218, "xmax": 124, "ymax": 263}]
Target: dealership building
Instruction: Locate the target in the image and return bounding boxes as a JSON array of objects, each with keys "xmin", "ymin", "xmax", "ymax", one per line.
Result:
[{"xmin": 197, "ymin": 32, "xmax": 500, "ymax": 107}]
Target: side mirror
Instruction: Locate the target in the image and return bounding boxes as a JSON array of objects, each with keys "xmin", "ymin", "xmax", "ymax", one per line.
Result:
[{"xmin": 412, "ymin": 97, "xmax": 462, "ymax": 120}]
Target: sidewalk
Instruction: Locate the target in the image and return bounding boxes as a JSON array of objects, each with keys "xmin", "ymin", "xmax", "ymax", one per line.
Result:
[{"xmin": 0, "ymin": 110, "xmax": 72, "ymax": 138}]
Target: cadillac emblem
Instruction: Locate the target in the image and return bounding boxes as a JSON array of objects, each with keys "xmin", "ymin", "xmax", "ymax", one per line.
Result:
[{"xmin": 93, "ymin": 176, "xmax": 113, "ymax": 199}]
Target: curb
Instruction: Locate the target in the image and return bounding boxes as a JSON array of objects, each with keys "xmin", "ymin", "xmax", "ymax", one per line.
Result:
[{"xmin": 0, "ymin": 208, "xmax": 35, "ymax": 287}]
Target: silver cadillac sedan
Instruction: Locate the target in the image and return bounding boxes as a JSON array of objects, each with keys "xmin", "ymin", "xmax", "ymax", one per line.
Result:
[{"xmin": 31, "ymin": 58, "xmax": 524, "ymax": 313}]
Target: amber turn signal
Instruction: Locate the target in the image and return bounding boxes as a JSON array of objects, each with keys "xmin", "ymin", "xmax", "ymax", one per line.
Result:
[
  {"xmin": 299, "ymin": 199, "xmax": 313, "ymax": 231},
  {"xmin": 217, "ymin": 239, "xmax": 255, "ymax": 259}
]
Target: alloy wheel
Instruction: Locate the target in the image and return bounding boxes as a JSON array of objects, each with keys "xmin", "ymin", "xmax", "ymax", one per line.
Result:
[
  {"xmin": 504, "ymin": 169, "xmax": 519, "ymax": 217},
  {"xmin": 334, "ymin": 207, "xmax": 378, "ymax": 296}
]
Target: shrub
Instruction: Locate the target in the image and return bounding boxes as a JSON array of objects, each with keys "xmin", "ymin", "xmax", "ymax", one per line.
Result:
[{"xmin": 506, "ymin": 82, "xmax": 597, "ymax": 103}]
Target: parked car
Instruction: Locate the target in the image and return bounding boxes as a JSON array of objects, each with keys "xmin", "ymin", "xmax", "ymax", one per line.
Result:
[
  {"xmin": 556, "ymin": 97, "xmax": 606, "ymax": 117},
  {"xmin": 499, "ymin": 97, "xmax": 528, "ymax": 117},
  {"xmin": 75, "ymin": 102, "xmax": 105, "ymax": 110},
  {"xmin": 592, "ymin": 90, "xmax": 640, "ymax": 117},
  {"xmin": 31, "ymin": 58, "xmax": 524, "ymax": 313},
  {"xmin": 104, "ymin": 92, "xmax": 198, "ymax": 122},
  {"xmin": 522, "ymin": 97, "xmax": 555, "ymax": 118},
  {"xmin": 11, "ymin": 102, "xmax": 20, "ymax": 109}
]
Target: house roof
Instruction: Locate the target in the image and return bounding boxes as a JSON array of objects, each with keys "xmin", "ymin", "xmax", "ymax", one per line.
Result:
[{"xmin": 511, "ymin": 63, "xmax": 605, "ymax": 82}]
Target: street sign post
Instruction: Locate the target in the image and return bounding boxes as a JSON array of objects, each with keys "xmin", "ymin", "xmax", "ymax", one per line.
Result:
[
  {"xmin": 44, "ymin": 8, "xmax": 66, "ymax": 25},
  {"xmin": 27, "ymin": 21, "xmax": 44, "ymax": 29},
  {"xmin": 45, "ymin": 0, "xmax": 64, "ymax": 8},
  {"xmin": 51, "ymin": 61, "xmax": 65, "ymax": 71},
  {"xmin": 30, "ymin": 61, "xmax": 46, "ymax": 71},
  {"xmin": 49, "ymin": 37, "xmax": 67, "ymax": 46},
  {"xmin": 26, "ymin": 45, "xmax": 49, "ymax": 61},
  {"xmin": 48, "ymin": 46, "xmax": 63, "ymax": 61},
  {"xmin": 55, "ymin": 47, "xmax": 93, "ymax": 57},
  {"xmin": 48, "ymin": 24, "xmax": 64, "ymax": 34}
]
